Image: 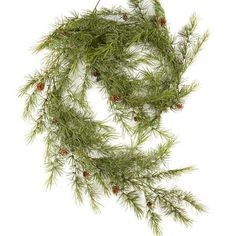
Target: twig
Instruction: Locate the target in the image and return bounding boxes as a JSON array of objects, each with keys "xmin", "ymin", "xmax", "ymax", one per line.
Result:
[{"xmin": 93, "ymin": 0, "xmax": 102, "ymax": 13}]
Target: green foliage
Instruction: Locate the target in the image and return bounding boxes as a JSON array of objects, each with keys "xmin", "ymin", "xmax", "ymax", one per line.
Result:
[
  {"xmin": 119, "ymin": 190, "xmax": 144, "ymax": 218},
  {"xmin": 147, "ymin": 210, "xmax": 162, "ymax": 236},
  {"xmin": 20, "ymin": 0, "xmax": 208, "ymax": 235},
  {"xmin": 177, "ymin": 14, "xmax": 209, "ymax": 73},
  {"xmin": 45, "ymin": 157, "xmax": 65, "ymax": 189}
]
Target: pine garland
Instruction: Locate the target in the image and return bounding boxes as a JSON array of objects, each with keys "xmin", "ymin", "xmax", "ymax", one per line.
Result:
[{"xmin": 19, "ymin": 0, "xmax": 208, "ymax": 235}]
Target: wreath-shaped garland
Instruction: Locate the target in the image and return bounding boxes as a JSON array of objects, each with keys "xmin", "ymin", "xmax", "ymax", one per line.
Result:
[{"xmin": 20, "ymin": 0, "xmax": 208, "ymax": 235}]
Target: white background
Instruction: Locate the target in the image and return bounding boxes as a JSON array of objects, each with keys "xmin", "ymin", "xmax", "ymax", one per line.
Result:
[{"xmin": 0, "ymin": 0, "xmax": 234, "ymax": 235}]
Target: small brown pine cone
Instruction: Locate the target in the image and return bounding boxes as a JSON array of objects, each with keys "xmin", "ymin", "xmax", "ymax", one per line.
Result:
[
  {"xmin": 111, "ymin": 95, "xmax": 122, "ymax": 102},
  {"xmin": 36, "ymin": 82, "xmax": 45, "ymax": 91},
  {"xmin": 147, "ymin": 201, "xmax": 152, "ymax": 208},
  {"xmin": 160, "ymin": 17, "xmax": 167, "ymax": 26},
  {"xmin": 123, "ymin": 14, "xmax": 128, "ymax": 21},
  {"xmin": 176, "ymin": 103, "xmax": 184, "ymax": 109},
  {"xmin": 112, "ymin": 185, "xmax": 120, "ymax": 195},
  {"xmin": 83, "ymin": 171, "xmax": 89, "ymax": 177},
  {"xmin": 59, "ymin": 148, "xmax": 68, "ymax": 156}
]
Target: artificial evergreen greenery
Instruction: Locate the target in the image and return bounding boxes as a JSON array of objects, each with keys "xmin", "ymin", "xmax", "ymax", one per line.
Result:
[{"xmin": 20, "ymin": 0, "xmax": 208, "ymax": 235}]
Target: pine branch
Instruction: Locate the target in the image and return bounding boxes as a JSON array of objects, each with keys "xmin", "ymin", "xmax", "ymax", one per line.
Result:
[
  {"xmin": 93, "ymin": 172, "xmax": 111, "ymax": 197},
  {"xmin": 177, "ymin": 14, "xmax": 198, "ymax": 62},
  {"xmin": 128, "ymin": 0, "xmax": 147, "ymax": 20},
  {"xmin": 26, "ymin": 117, "xmax": 44, "ymax": 143},
  {"xmin": 72, "ymin": 175, "xmax": 84, "ymax": 204},
  {"xmin": 84, "ymin": 178, "xmax": 101, "ymax": 212},
  {"xmin": 153, "ymin": 186, "xmax": 205, "ymax": 225},
  {"xmin": 185, "ymin": 30, "xmax": 209, "ymax": 68},
  {"xmin": 23, "ymin": 91, "xmax": 39, "ymax": 119},
  {"xmin": 77, "ymin": 68, "xmax": 92, "ymax": 109},
  {"xmin": 152, "ymin": 0, "xmax": 165, "ymax": 17},
  {"xmin": 155, "ymin": 138, "xmax": 176, "ymax": 163},
  {"xmin": 142, "ymin": 166, "xmax": 195, "ymax": 182},
  {"xmin": 146, "ymin": 210, "xmax": 162, "ymax": 236},
  {"xmin": 177, "ymin": 14, "xmax": 209, "ymax": 72},
  {"xmin": 45, "ymin": 157, "xmax": 65, "ymax": 189},
  {"xmin": 178, "ymin": 81, "xmax": 199, "ymax": 99},
  {"xmin": 93, "ymin": 0, "xmax": 102, "ymax": 13},
  {"xmin": 18, "ymin": 75, "xmax": 38, "ymax": 97},
  {"xmin": 119, "ymin": 190, "xmax": 144, "ymax": 218},
  {"xmin": 156, "ymin": 191, "xmax": 193, "ymax": 226},
  {"xmin": 69, "ymin": 155, "xmax": 85, "ymax": 203},
  {"xmin": 168, "ymin": 188, "xmax": 206, "ymax": 213}
]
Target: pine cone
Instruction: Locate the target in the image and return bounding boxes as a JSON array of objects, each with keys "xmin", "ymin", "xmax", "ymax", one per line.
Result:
[
  {"xmin": 112, "ymin": 185, "xmax": 120, "ymax": 195},
  {"xmin": 176, "ymin": 103, "xmax": 184, "ymax": 109},
  {"xmin": 123, "ymin": 14, "xmax": 128, "ymax": 21},
  {"xmin": 111, "ymin": 95, "xmax": 122, "ymax": 102},
  {"xmin": 147, "ymin": 201, "xmax": 152, "ymax": 208},
  {"xmin": 59, "ymin": 148, "xmax": 69, "ymax": 156},
  {"xmin": 160, "ymin": 18, "xmax": 167, "ymax": 26},
  {"xmin": 36, "ymin": 82, "xmax": 45, "ymax": 91},
  {"xmin": 83, "ymin": 171, "xmax": 89, "ymax": 177}
]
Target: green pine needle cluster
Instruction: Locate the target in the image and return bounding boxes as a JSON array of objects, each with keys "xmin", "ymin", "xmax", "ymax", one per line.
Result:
[{"xmin": 19, "ymin": 0, "xmax": 208, "ymax": 235}]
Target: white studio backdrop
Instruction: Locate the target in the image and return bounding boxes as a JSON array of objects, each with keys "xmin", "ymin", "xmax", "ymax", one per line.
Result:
[{"xmin": 0, "ymin": 0, "xmax": 234, "ymax": 236}]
